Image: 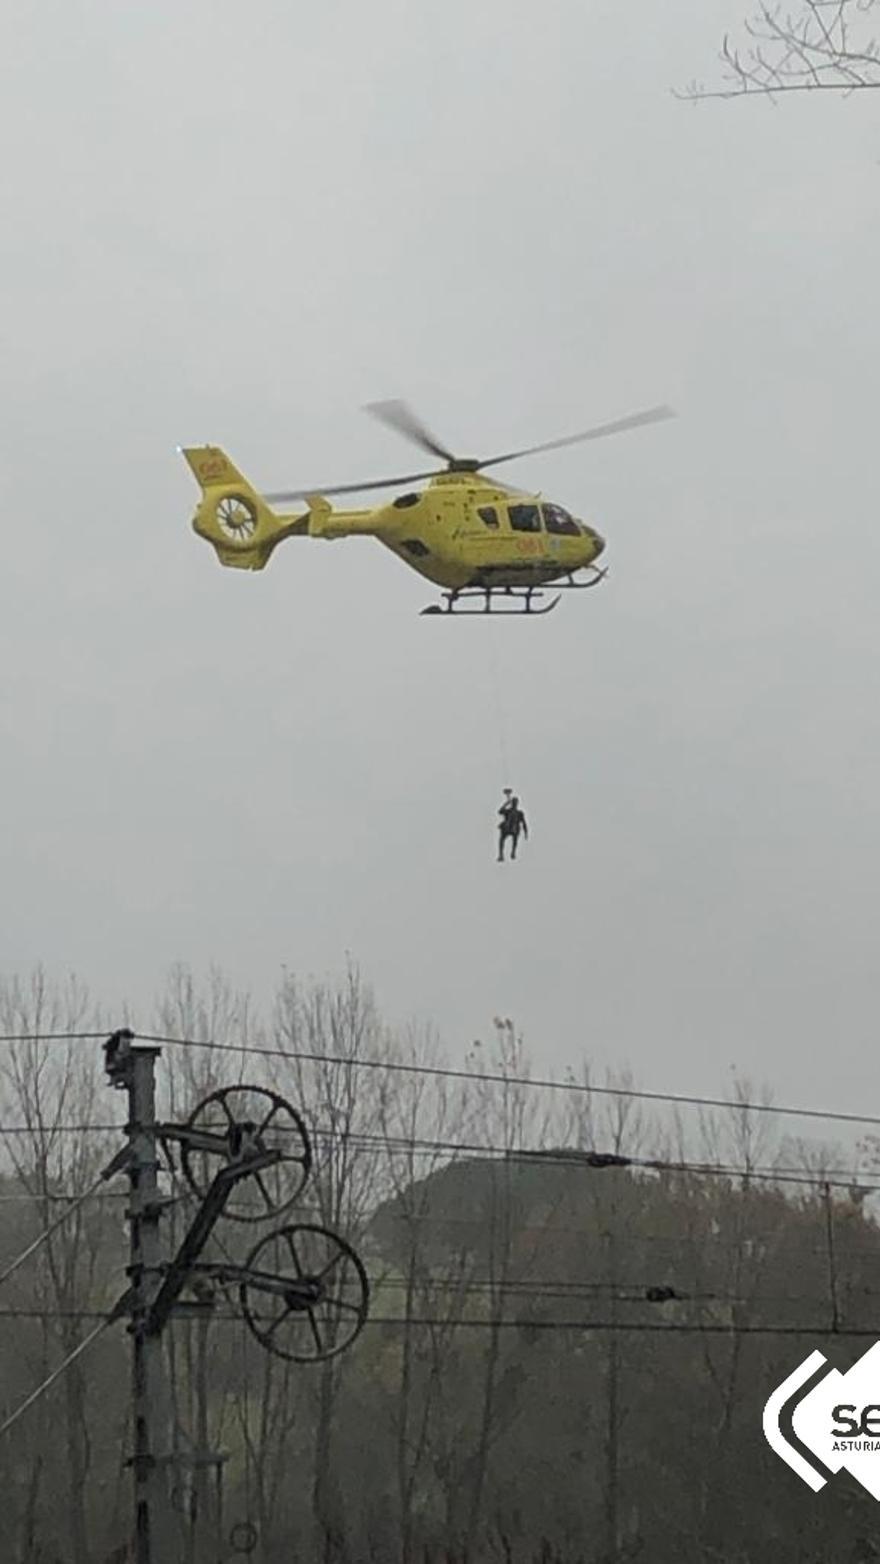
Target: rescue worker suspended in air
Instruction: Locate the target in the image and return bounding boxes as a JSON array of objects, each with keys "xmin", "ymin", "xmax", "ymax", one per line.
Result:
[{"xmin": 497, "ymin": 789, "xmax": 528, "ymax": 863}]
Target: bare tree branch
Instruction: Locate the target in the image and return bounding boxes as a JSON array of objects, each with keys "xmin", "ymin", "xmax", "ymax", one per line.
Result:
[{"xmin": 683, "ymin": 0, "xmax": 880, "ymax": 99}]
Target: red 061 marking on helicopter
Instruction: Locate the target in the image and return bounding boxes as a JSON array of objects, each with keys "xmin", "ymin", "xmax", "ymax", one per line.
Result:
[{"xmin": 198, "ymin": 459, "xmax": 225, "ymax": 481}]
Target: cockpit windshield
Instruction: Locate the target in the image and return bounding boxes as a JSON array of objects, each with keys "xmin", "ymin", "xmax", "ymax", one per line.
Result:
[{"xmin": 542, "ymin": 504, "xmax": 580, "ymax": 536}]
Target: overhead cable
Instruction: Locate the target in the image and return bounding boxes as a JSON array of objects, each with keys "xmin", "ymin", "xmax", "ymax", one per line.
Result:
[{"xmin": 132, "ymin": 1030, "xmax": 880, "ymax": 1132}]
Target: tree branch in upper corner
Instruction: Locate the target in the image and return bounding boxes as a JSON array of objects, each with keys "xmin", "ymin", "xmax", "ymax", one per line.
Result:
[{"xmin": 682, "ymin": 0, "xmax": 880, "ymax": 100}]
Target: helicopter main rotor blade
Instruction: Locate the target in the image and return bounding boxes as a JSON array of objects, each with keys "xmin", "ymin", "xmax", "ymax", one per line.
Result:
[
  {"xmin": 264, "ymin": 467, "xmax": 445, "ymax": 505},
  {"xmin": 475, "ymin": 405, "xmax": 676, "ymax": 471},
  {"xmin": 263, "ymin": 403, "xmax": 675, "ymax": 504},
  {"xmin": 364, "ymin": 399, "xmax": 458, "ymax": 465}
]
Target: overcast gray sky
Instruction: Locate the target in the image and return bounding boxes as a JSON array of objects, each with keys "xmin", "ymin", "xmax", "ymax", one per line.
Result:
[{"xmin": 2, "ymin": 1, "xmax": 879, "ymax": 1115}]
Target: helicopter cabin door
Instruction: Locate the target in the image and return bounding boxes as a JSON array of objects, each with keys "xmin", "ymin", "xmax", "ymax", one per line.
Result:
[
  {"xmin": 466, "ymin": 495, "xmax": 545, "ymax": 572},
  {"xmin": 475, "ymin": 500, "xmax": 543, "ymax": 556},
  {"xmin": 471, "ymin": 501, "xmax": 502, "ymax": 552},
  {"xmin": 503, "ymin": 499, "xmax": 545, "ymax": 573}
]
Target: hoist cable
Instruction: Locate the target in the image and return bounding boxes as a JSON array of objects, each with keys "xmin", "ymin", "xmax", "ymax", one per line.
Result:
[{"xmin": 485, "ymin": 621, "xmax": 512, "ymax": 784}]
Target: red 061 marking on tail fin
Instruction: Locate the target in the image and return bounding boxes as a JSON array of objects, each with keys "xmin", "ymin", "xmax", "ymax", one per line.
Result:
[{"xmin": 198, "ymin": 459, "xmax": 226, "ymax": 481}]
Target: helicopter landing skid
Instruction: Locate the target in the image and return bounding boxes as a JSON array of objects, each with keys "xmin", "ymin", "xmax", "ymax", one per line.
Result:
[
  {"xmin": 421, "ymin": 589, "xmax": 560, "ymax": 617},
  {"xmin": 420, "ymin": 568, "xmax": 607, "ymax": 618}
]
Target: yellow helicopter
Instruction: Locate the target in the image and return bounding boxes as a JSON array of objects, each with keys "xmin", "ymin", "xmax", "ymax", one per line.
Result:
[{"xmin": 181, "ymin": 399, "xmax": 674, "ymax": 616}]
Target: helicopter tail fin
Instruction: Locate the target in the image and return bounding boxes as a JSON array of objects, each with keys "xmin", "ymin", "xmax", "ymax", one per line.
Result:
[
  {"xmin": 180, "ymin": 446, "xmax": 250, "ymax": 492},
  {"xmin": 180, "ymin": 445, "xmax": 307, "ymax": 570}
]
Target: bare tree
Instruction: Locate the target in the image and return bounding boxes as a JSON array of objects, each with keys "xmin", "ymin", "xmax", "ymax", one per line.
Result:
[
  {"xmin": 272, "ymin": 963, "xmax": 390, "ymax": 1561},
  {"xmin": 153, "ymin": 962, "xmax": 254, "ymax": 1116},
  {"xmin": 685, "ymin": 1082, "xmax": 781, "ymax": 1556},
  {"xmin": 562, "ymin": 1069, "xmax": 649, "ymax": 1564},
  {"xmin": 453, "ymin": 1020, "xmax": 549, "ymax": 1559},
  {"xmin": 0, "ymin": 969, "xmax": 122, "ymax": 1564},
  {"xmin": 372, "ymin": 1023, "xmax": 474, "ymax": 1564},
  {"xmin": 688, "ymin": 0, "xmax": 880, "ymax": 98}
]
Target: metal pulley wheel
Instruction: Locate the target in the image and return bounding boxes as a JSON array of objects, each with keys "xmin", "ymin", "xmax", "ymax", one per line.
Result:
[
  {"xmin": 180, "ymin": 1084, "xmax": 312, "ymax": 1221},
  {"xmin": 239, "ymin": 1223, "xmax": 369, "ymax": 1362}
]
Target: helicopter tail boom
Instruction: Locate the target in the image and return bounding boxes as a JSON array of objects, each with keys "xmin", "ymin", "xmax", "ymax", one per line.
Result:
[{"xmin": 181, "ymin": 445, "xmax": 309, "ymax": 570}]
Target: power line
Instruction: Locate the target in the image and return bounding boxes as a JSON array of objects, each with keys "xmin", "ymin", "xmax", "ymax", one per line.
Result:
[
  {"xmin": 0, "ymin": 1304, "xmax": 873, "ymax": 1338},
  {"xmin": 0, "ymin": 1306, "xmax": 113, "ymax": 1321},
  {"xmin": 167, "ymin": 1127, "xmax": 877, "ymax": 1196},
  {"xmin": 0, "ymin": 1123, "xmax": 121, "ymax": 1135},
  {"xmin": 132, "ymin": 1030, "xmax": 880, "ymax": 1133},
  {"xmin": 0, "ymin": 1191, "xmax": 129, "ymax": 1203},
  {"xmin": 0, "ymin": 1032, "xmax": 109, "ymax": 1043},
  {"xmin": 309, "ymin": 1126, "xmax": 878, "ymax": 1193},
  {"xmin": 1, "ymin": 1116, "xmax": 877, "ymax": 1195},
  {"xmin": 2, "ymin": 1025, "xmax": 879, "ymax": 1136},
  {"xmin": 367, "ymin": 1318, "xmax": 880, "ymax": 1337},
  {"xmin": 343, "ymin": 1275, "xmax": 880, "ymax": 1309}
]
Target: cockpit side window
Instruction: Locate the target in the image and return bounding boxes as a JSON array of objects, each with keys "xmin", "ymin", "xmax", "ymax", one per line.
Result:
[
  {"xmin": 543, "ymin": 504, "xmax": 579, "ymax": 536},
  {"xmin": 508, "ymin": 504, "xmax": 542, "ymax": 533},
  {"xmin": 478, "ymin": 505, "xmax": 499, "ymax": 530}
]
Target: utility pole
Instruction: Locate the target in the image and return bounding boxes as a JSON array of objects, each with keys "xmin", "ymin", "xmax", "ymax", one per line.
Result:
[
  {"xmin": 191, "ymin": 1300, "xmax": 225, "ymax": 1564},
  {"xmin": 604, "ymin": 1218, "xmax": 619, "ymax": 1564},
  {"xmin": 101, "ymin": 1049, "xmax": 370, "ymax": 1564},
  {"xmin": 105, "ymin": 1030, "xmax": 169, "ymax": 1564}
]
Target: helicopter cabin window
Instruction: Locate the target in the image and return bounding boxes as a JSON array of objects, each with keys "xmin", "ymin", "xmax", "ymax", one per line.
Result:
[
  {"xmin": 543, "ymin": 504, "xmax": 580, "ymax": 536},
  {"xmin": 507, "ymin": 504, "xmax": 541, "ymax": 533},
  {"xmin": 478, "ymin": 506, "xmax": 499, "ymax": 530}
]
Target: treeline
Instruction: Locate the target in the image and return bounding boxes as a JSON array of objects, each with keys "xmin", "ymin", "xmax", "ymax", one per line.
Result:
[{"xmin": 0, "ymin": 966, "xmax": 878, "ymax": 1564}]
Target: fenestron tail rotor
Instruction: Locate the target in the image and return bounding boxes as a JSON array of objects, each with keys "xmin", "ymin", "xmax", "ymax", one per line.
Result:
[{"xmin": 264, "ymin": 399, "xmax": 675, "ymax": 505}]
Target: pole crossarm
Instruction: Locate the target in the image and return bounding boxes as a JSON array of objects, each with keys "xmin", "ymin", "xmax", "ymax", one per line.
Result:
[
  {"xmin": 190, "ymin": 1260, "xmax": 321, "ymax": 1307},
  {"xmin": 146, "ymin": 1150, "xmax": 282, "ymax": 1336},
  {"xmin": 157, "ymin": 1122, "xmax": 268, "ymax": 1159}
]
